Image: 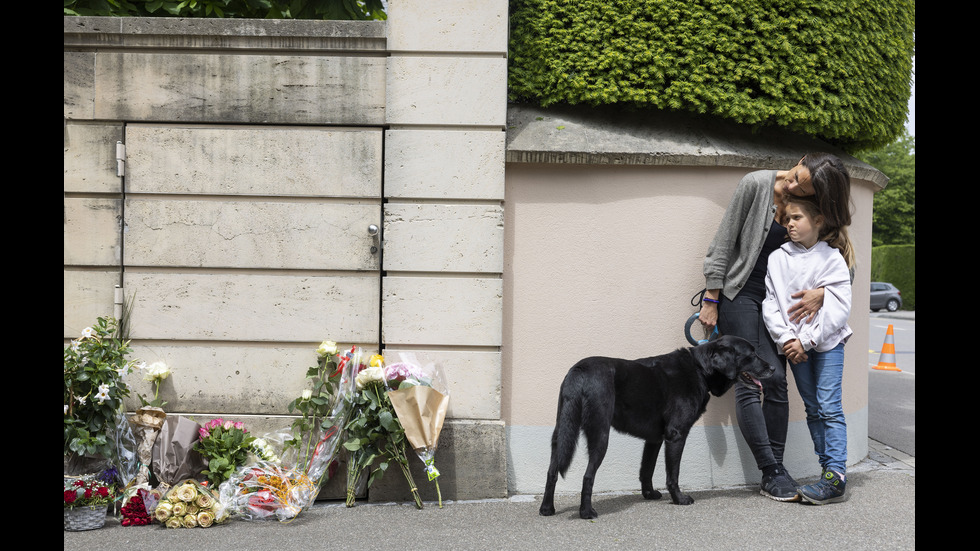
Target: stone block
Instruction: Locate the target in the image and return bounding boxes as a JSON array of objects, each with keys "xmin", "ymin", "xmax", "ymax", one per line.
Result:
[
  {"xmin": 124, "ymin": 125, "xmax": 382, "ymax": 197},
  {"xmin": 385, "ymin": 57, "xmax": 507, "ymax": 126},
  {"xmin": 124, "ymin": 199, "xmax": 381, "ymax": 270},
  {"xmin": 123, "ymin": 271, "xmax": 380, "ymax": 343},
  {"xmin": 63, "ymin": 270, "xmax": 121, "ymax": 338},
  {"xmin": 382, "ymin": 277, "xmax": 502, "ymax": 346},
  {"xmin": 384, "ymin": 129, "xmax": 505, "ymax": 200},
  {"xmin": 366, "ymin": 419, "xmax": 507, "ymax": 503},
  {"xmin": 63, "ymin": 122, "xmax": 123, "ymax": 193},
  {"xmin": 386, "ymin": 0, "xmax": 508, "ymax": 53},
  {"xmin": 64, "ymin": 197, "xmax": 121, "ymax": 266},
  {"xmin": 380, "ymin": 349, "xmax": 501, "ymax": 419},
  {"xmin": 383, "ymin": 203, "xmax": 503, "ymax": 273},
  {"xmin": 89, "ymin": 52, "xmax": 385, "ymax": 125}
]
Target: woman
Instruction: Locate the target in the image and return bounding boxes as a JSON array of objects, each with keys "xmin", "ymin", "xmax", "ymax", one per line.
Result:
[{"xmin": 699, "ymin": 153, "xmax": 852, "ymax": 501}]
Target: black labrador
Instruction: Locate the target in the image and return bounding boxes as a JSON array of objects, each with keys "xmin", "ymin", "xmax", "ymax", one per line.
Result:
[{"xmin": 539, "ymin": 335, "xmax": 774, "ymax": 519}]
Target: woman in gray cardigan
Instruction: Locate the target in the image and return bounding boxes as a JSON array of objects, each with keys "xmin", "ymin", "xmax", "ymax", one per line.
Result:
[{"xmin": 699, "ymin": 153, "xmax": 852, "ymax": 501}]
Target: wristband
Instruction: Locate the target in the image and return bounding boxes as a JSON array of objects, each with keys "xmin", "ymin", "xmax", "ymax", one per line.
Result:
[{"xmin": 702, "ymin": 298, "xmax": 719, "ymax": 304}]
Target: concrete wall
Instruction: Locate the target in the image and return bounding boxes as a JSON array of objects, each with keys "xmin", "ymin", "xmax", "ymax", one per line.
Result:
[
  {"xmin": 64, "ymin": 1, "xmax": 508, "ymax": 501},
  {"xmin": 502, "ymin": 105, "xmax": 883, "ymax": 495}
]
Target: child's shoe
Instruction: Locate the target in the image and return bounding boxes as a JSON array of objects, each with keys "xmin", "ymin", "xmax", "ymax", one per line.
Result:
[{"xmin": 798, "ymin": 470, "xmax": 846, "ymax": 504}]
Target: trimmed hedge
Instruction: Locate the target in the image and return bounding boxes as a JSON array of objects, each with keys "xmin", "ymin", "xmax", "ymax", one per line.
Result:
[
  {"xmin": 870, "ymin": 244, "xmax": 914, "ymax": 310},
  {"xmin": 509, "ymin": 0, "xmax": 915, "ymax": 153}
]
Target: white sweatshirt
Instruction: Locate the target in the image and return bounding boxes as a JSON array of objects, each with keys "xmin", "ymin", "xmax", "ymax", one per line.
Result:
[{"xmin": 763, "ymin": 240, "xmax": 853, "ymax": 352}]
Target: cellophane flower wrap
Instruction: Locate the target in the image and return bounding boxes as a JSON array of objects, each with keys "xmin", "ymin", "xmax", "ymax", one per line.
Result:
[
  {"xmin": 217, "ymin": 340, "xmax": 357, "ymax": 522},
  {"xmin": 385, "ymin": 354, "xmax": 451, "ymax": 507},
  {"xmin": 343, "ymin": 351, "xmax": 424, "ymax": 509},
  {"xmin": 218, "ymin": 461, "xmax": 318, "ymax": 522},
  {"xmin": 154, "ymin": 479, "xmax": 226, "ymax": 528}
]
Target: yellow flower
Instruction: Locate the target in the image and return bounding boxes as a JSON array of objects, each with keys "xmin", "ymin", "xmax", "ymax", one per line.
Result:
[{"xmin": 369, "ymin": 354, "xmax": 385, "ymax": 367}]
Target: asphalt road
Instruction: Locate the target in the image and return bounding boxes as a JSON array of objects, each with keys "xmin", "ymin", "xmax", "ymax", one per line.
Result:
[{"xmin": 867, "ymin": 313, "xmax": 915, "ymax": 456}]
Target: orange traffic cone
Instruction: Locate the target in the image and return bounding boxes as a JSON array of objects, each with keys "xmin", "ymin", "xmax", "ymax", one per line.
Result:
[{"xmin": 873, "ymin": 324, "xmax": 901, "ymax": 372}]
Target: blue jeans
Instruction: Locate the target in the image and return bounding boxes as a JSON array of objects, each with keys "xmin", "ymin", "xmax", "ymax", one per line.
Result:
[{"xmin": 791, "ymin": 343, "xmax": 847, "ymax": 473}]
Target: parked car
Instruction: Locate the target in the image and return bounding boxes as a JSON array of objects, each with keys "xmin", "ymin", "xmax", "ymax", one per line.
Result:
[{"xmin": 870, "ymin": 282, "xmax": 902, "ymax": 312}]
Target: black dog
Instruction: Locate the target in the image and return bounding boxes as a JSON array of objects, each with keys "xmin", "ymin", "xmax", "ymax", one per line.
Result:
[{"xmin": 539, "ymin": 335, "xmax": 774, "ymax": 519}]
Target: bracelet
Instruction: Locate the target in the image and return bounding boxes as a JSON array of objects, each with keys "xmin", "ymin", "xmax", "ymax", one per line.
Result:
[{"xmin": 702, "ymin": 298, "xmax": 719, "ymax": 304}]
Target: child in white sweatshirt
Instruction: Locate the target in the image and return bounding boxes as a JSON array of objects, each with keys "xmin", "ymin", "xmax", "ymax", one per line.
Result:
[{"xmin": 762, "ymin": 194, "xmax": 853, "ymax": 505}]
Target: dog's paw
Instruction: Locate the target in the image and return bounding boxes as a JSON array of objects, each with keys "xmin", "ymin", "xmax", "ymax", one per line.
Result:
[
  {"xmin": 642, "ymin": 488, "xmax": 663, "ymax": 500},
  {"xmin": 579, "ymin": 507, "xmax": 599, "ymax": 519},
  {"xmin": 539, "ymin": 504, "xmax": 556, "ymax": 516},
  {"xmin": 672, "ymin": 494, "xmax": 694, "ymax": 506}
]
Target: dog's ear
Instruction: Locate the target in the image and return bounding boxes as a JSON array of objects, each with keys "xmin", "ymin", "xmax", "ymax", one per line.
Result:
[{"xmin": 693, "ymin": 339, "xmax": 739, "ymax": 397}]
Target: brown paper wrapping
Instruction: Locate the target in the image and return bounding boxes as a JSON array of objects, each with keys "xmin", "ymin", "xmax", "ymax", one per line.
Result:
[
  {"xmin": 388, "ymin": 385, "xmax": 449, "ymax": 452},
  {"xmin": 152, "ymin": 416, "xmax": 208, "ymax": 488},
  {"xmin": 132, "ymin": 407, "xmax": 167, "ymax": 486}
]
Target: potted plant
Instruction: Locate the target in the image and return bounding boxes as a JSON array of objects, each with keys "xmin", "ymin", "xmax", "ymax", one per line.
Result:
[{"xmin": 64, "ymin": 316, "xmax": 139, "ymax": 475}]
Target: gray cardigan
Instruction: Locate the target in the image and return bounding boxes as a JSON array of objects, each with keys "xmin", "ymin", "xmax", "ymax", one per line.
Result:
[{"xmin": 703, "ymin": 170, "xmax": 779, "ymax": 301}]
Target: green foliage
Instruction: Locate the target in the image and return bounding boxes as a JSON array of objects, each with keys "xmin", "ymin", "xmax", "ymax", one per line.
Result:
[
  {"xmin": 64, "ymin": 0, "xmax": 386, "ymax": 20},
  {"xmin": 194, "ymin": 421, "xmax": 257, "ymax": 487},
  {"xmin": 857, "ymin": 130, "xmax": 915, "ymax": 247},
  {"xmin": 870, "ymin": 244, "xmax": 914, "ymax": 310},
  {"xmin": 64, "ymin": 317, "xmax": 137, "ymax": 460},
  {"xmin": 509, "ymin": 0, "xmax": 914, "ymax": 152}
]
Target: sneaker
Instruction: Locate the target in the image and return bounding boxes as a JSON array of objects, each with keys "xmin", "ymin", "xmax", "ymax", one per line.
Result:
[
  {"xmin": 760, "ymin": 467, "xmax": 801, "ymax": 502},
  {"xmin": 798, "ymin": 470, "xmax": 846, "ymax": 505}
]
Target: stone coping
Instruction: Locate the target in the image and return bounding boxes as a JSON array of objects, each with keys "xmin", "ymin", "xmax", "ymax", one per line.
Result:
[
  {"xmin": 505, "ymin": 104, "xmax": 888, "ymax": 190},
  {"xmin": 63, "ymin": 15, "xmax": 385, "ymax": 52}
]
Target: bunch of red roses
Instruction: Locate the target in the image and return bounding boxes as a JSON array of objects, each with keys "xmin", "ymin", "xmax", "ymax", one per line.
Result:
[
  {"xmin": 120, "ymin": 491, "xmax": 153, "ymax": 526},
  {"xmin": 64, "ymin": 478, "xmax": 114, "ymax": 508}
]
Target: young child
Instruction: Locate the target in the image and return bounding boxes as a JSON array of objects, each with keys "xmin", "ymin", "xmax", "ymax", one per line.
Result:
[{"xmin": 762, "ymin": 194, "xmax": 853, "ymax": 504}]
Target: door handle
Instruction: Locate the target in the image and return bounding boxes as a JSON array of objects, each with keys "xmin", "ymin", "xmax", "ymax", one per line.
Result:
[{"xmin": 368, "ymin": 224, "xmax": 380, "ymax": 254}]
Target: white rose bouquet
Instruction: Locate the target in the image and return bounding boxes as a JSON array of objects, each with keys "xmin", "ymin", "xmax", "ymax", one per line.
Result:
[{"xmin": 155, "ymin": 480, "xmax": 225, "ymax": 528}]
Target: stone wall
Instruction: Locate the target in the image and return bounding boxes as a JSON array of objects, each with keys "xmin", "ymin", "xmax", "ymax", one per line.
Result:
[{"xmin": 64, "ymin": 1, "xmax": 508, "ymax": 501}]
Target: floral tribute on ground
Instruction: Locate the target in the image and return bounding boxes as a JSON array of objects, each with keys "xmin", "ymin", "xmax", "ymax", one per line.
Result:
[{"xmin": 217, "ymin": 340, "xmax": 358, "ymax": 522}]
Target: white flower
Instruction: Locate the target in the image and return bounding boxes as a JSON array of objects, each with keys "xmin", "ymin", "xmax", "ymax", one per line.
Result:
[
  {"xmin": 95, "ymin": 384, "xmax": 111, "ymax": 403},
  {"xmin": 316, "ymin": 340, "xmax": 338, "ymax": 358},
  {"xmin": 143, "ymin": 362, "xmax": 171, "ymax": 382},
  {"xmin": 80, "ymin": 327, "xmax": 95, "ymax": 339},
  {"xmin": 76, "ymin": 395, "xmax": 87, "ymax": 406},
  {"xmin": 301, "ymin": 389, "xmax": 313, "ymax": 401},
  {"xmin": 64, "ymin": 404, "xmax": 69, "ymax": 415},
  {"xmin": 355, "ymin": 365, "xmax": 385, "ymax": 390}
]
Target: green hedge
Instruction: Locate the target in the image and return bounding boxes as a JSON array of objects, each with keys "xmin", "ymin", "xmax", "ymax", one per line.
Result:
[
  {"xmin": 870, "ymin": 244, "xmax": 914, "ymax": 310},
  {"xmin": 509, "ymin": 0, "xmax": 915, "ymax": 153},
  {"xmin": 64, "ymin": 0, "xmax": 386, "ymax": 20}
]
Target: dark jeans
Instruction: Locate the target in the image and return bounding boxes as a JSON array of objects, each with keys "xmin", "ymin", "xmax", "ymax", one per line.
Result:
[{"xmin": 718, "ymin": 293, "xmax": 788, "ymax": 471}]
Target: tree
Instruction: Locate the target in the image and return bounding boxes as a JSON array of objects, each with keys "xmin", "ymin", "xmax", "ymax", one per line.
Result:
[{"xmin": 857, "ymin": 131, "xmax": 915, "ymax": 246}]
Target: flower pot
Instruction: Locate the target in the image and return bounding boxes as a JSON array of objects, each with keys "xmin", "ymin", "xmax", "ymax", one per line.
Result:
[{"xmin": 64, "ymin": 505, "xmax": 107, "ymax": 531}]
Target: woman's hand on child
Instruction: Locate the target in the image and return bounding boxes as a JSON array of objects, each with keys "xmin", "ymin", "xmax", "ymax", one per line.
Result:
[{"xmin": 788, "ymin": 287, "xmax": 825, "ymax": 324}]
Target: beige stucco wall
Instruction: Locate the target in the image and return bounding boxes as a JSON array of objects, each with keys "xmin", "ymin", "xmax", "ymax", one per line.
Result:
[{"xmin": 503, "ymin": 159, "xmax": 875, "ymax": 494}]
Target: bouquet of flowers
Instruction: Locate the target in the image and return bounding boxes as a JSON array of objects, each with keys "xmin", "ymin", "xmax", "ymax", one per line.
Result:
[
  {"xmin": 64, "ymin": 317, "xmax": 140, "ymax": 472},
  {"xmin": 154, "ymin": 480, "xmax": 225, "ymax": 528},
  {"xmin": 282, "ymin": 340, "xmax": 355, "ymax": 491},
  {"xmin": 385, "ymin": 355, "xmax": 450, "ymax": 507},
  {"xmin": 64, "ymin": 476, "xmax": 116, "ymax": 509},
  {"xmin": 194, "ymin": 418, "xmax": 256, "ymax": 488},
  {"xmin": 119, "ymin": 489, "xmax": 153, "ymax": 526},
  {"xmin": 343, "ymin": 352, "xmax": 423, "ymax": 509},
  {"xmin": 218, "ymin": 461, "xmax": 317, "ymax": 522}
]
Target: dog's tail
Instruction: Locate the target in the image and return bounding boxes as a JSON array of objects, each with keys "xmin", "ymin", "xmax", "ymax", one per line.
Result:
[{"xmin": 552, "ymin": 386, "xmax": 583, "ymax": 479}]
